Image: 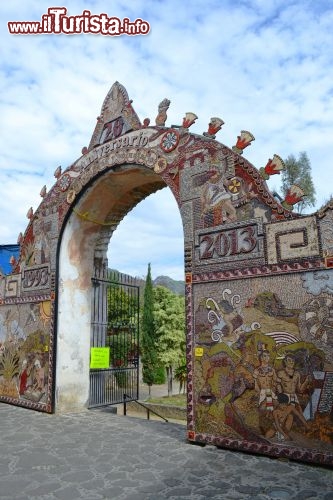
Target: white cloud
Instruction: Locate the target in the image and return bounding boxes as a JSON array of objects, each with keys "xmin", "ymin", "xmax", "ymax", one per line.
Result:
[
  {"xmin": 1, "ymin": 0, "xmax": 333, "ymax": 279},
  {"xmin": 108, "ymin": 189, "xmax": 184, "ymax": 280}
]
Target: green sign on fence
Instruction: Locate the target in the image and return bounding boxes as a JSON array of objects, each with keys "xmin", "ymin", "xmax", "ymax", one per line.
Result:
[{"xmin": 90, "ymin": 347, "xmax": 110, "ymax": 369}]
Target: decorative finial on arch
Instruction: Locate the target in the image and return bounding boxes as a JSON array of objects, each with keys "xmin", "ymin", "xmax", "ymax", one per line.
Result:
[
  {"xmin": 155, "ymin": 98, "xmax": 171, "ymax": 126},
  {"xmin": 281, "ymin": 185, "xmax": 305, "ymax": 210},
  {"xmin": 17, "ymin": 232, "xmax": 23, "ymax": 244},
  {"xmin": 54, "ymin": 166, "xmax": 62, "ymax": 179},
  {"xmin": 40, "ymin": 185, "xmax": 47, "ymax": 198},
  {"xmin": 141, "ymin": 118, "xmax": 150, "ymax": 128},
  {"xmin": 203, "ymin": 117, "xmax": 224, "ymax": 139},
  {"xmin": 182, "ymin": 112, "xmax": 198, "ymax": 131},
  {"xmin": 232, "ymin": 130, "xmax": 255, "ymax": 154},
  {"xmin": 259, "ymin": 154, "xmax": 285, "ymax": 180},
  {"xmin": 26, "ymin": 207, "xmax": 33, "ymax": 220},
  {"xmin": 9, "ymin": 255, "xmax": 17, "ymax": 267}
]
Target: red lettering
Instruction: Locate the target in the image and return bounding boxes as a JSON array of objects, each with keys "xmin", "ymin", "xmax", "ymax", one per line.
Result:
[
  {"xmin": 200, "ymin": 235, "xmax": 214, "ymax": 259},
  {"xmin": 216, "ymin": 233, "xmax": 230, "ymax": 257},
  {"xmin": 238, "ymin": 226, "xmax": 257, "ymax": 253},
  {"xmin": 229, "ymin": 229, "xmax": 238, "ymax": 255}
]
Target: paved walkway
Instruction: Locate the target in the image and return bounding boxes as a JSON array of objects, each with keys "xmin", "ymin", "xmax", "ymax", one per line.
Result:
[{"xmin": 1, "ymin": 402, "xmax": 333, "ymax": 500}]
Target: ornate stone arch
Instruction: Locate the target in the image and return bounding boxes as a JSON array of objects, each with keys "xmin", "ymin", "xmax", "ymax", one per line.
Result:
[{"xmin": 1, "ymin": 82, "xmax": 333, "ymax": 465}]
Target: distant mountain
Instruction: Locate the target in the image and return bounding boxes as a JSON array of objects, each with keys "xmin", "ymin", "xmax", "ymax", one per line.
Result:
[
  {"xmin": 108, "ymin": 269, "xmax": 185, "ymax": 296},
  {"xmin": 153, "ymin": 275, "xmax": 185, "ymax": 296}
]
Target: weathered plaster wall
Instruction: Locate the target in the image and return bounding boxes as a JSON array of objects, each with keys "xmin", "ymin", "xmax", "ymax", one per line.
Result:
[{"xmin": 56, "ymin": 213, "xmax": 93, "ymax": 412}]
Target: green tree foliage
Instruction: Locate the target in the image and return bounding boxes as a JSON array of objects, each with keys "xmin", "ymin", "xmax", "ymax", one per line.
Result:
[
  {"xmin": 153, "ymin": 286, "xmax": 185, "ymax": 396},
  {"xmin": 174, "ymin": 357, "xmax": 187, "ymax": 394},
  {"xmin": 107, "ymin": 284, "xmax": 137, "ymax": 328},
  {"xmin": 319, "ymin": 194, "xmax": 333, "ymax": 210},
  {"xmin": 141, "ymin": 264, "xmax": 160, "ymax": 393},
  {"xmin": 281, "ymin": 152, "xmax": 316, "ymax": 213},
  {"xmin": 151, "ymin": 365, "xmax": 166, "ymax": 385},
  {"xmin": 106, "ymin": 278, "xmax": 139, "ymax": 389}
]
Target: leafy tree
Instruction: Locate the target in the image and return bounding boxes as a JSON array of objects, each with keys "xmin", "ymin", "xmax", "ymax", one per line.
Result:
[
  {"xmin": 106, "ymin": 273, "xmax": 140, "ymax": 389},
  {"xmin": 153, "ymin": 286, "xmax": 185, "ymax": 396},
  {"xmin": 107, "ymin": 284, "xmax": 138, "ymax": 367},
  {"xmin": 319, "ymin": 194, "xmax": 333, "ymax": 210},
  {"xmin": 141, "ymin": 264, "xmax": 159, "ymax": 395},
  {"xmin": 281, "ymin": 152, "xmax": 316, "ymax": 213},
  {"xmin": 107, "ymin": 284, "xmax": 137, "ymax": 328},
  {"xmin": 151, "ymin": 365, "xmax": 166, "ymax": 385},
  {"xmin": 174, "ymin": 357, "xmax": 187, "ymax": 394}
]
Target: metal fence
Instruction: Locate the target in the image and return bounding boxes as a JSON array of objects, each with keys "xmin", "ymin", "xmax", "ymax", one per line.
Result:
[{"xmin": 89, "ymin": 271, "xmax": 140, "ymax": 408}]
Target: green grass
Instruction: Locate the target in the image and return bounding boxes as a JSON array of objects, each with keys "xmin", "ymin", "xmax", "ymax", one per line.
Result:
[{"xmin": 147, "ymin": 393, "xmax": 186, "ymax": 407}]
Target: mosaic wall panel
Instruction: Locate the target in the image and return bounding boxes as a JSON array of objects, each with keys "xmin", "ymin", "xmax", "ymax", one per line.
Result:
[
  {"xmin": 174, "ymin": 115, "xmax": 333, "ymax": 464},
  {"xmin": 0, "ymin": 299, "xmax": 53, "ymax": 411},
  {"xmin": 190, "ymin": 274, "xmax": 333, "ymax": 461},
  {"xmin": 180, "ymin": 153, "xmax": 333, "ymax": 463}
]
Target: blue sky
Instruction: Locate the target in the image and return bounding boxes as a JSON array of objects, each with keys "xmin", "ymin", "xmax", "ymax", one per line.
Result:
[{"xmin": 1, "ymin": 0, "xmax": 333, "ymax": 280}]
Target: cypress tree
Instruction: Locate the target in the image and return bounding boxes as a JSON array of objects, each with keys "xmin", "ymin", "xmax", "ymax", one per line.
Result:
[{"xmin": 141, "ymin": 263, "xmax": 158, "ymax": 396}]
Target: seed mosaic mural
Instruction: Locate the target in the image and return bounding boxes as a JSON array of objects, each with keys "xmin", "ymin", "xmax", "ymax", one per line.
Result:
[
  {"xmin": 0, "ymin": 81, "xmax": 332, "ymax": 465},
  {"xmin": 180, "ymin": 147, "xmax": 333, "ymax": 465}
]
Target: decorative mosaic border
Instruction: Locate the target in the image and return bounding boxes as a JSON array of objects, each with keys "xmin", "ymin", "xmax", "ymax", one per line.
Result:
[
  {"xmin": 191, "ymin": 259, "xmax": 324, "ymax": 284},
  {"xmin": 185, "ymin": 282, "xmax": 195, "ymax": 431},
  {"xmin": 187, "ymin": 432, "xmax": 333, "ymax": 466}
]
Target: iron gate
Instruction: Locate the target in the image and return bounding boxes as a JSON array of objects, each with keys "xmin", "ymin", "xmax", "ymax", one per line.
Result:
[{"xmin": 89, "ymin": 270, "xmax": 140, "ymax": 408}]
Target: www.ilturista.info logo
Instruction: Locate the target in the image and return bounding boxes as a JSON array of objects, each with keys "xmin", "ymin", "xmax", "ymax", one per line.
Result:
[{"xmin": 8, "ymin": 7, "xmax": 150, "ymax": 36}]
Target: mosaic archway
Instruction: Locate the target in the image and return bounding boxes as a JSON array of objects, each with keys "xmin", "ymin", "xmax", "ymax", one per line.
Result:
[{"xmin": 1, "ymin": 82, "xmax": 333, "ymax": 465}]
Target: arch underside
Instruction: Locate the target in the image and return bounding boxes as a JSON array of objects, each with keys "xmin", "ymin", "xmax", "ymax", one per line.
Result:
[
  {"xmin": 72, "ymin": 164, "xmax": 167, "ymax": 275},
  {"xmin": 55, "ymin": 163, "xmax": 169, "ymax": 412}
]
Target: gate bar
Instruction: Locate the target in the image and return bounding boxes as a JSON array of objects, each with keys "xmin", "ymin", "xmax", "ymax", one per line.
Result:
[{"xmin": 123, "ymin": 394, "xmax": 168, "ymax": 422}]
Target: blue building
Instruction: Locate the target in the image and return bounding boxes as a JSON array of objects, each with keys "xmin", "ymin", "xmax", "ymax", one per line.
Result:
[{"xmin": 0, "ymin": 244, "xmax": 20, "ymax": 275}]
